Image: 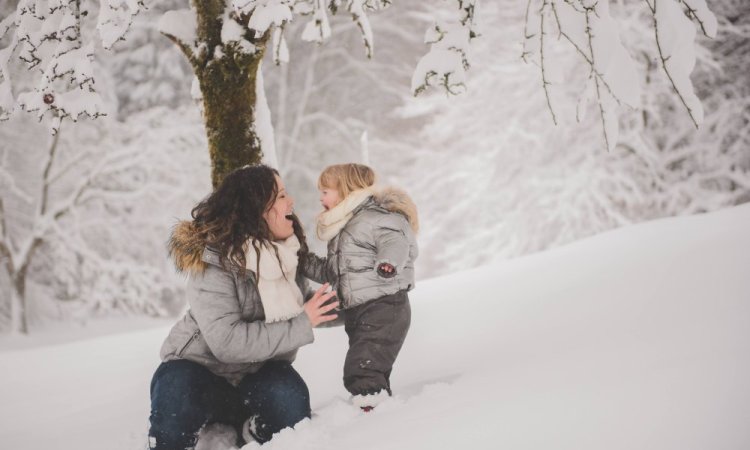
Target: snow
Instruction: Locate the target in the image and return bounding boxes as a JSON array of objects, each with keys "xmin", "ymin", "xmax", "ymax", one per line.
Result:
[
  {"xmin": 0, "ymin": 47, "xmax": 14, "ymax": 117},
  {"xmin": 255, "ymin": 60, "xmax": 278, "ymax": 169},
  {"xmin": 271, "ymin": 26, "xmax": 289, "ymax": 64},
  {"xmin": 580, "ymin": 1, "xmax": 641, "ymax": 109},
  {"xmin": 682, "ymin": 0, "xmax": 718, "ymax": 38},
  {"xmin": 348, "ymin": 0, "xmax": 375, "ymax": 58},
  {"xmin": 300, "ymin": 0, "xmax": 331, "ymax": 44},
  {"xmin": 2, "ymin": 203, "xmax": 749, "ymax": 450},
  {"xmin": 157, "ymin": 9, "xmax": 198, "ymax": 48},
  {"xmin": 245, "ymin": 0, "xmax": 293, "ymax": 34},
  {"xmin": 413, "ymin": 0, "xmax": 478, "ymax": 95},
  {"xmin": 221, "ymin": 17, "xmax": 247, "ymax": 45},
  {"xmin": 97, "ymin": 0, "xmax": 144, "ymax": 50},
  {"xmin": 411, "ymin": 49, "xmax": 467, "ymax": 94}
]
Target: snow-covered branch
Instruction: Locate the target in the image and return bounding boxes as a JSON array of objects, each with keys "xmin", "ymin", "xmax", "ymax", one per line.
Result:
[
  {"xmin": 158, "ymin": 8, "xmax": 203, "ymax": 69},
  {"xmin": 679, "ymin": 0, "xmax": 718, "ymax": 38},
  {"xmin": 2, "ymin": 0, "xmax": 144, "ymax": 133},
  {"xmin": 522, "ymin": 0, "xmax": 714, "ymax": 149},
  {"xmin": 411, "ymin": 0, "xmax": 477, "ymax": 96},
  {"xmin": 539, "ymin": 0, "xmax": 557, "ymax": 125},
  {"xmin": 649, "ymin": 0, "xmax": 708, "ymax": 129}
]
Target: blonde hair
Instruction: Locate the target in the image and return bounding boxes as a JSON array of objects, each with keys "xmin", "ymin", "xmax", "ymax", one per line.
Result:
[{"xmin": 318, "ymin": 163, "xmax": 376, "ymax": 199}]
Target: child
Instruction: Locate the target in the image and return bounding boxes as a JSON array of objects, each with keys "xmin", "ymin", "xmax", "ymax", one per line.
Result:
[{"xmin": 301, "ymin": 163, "xmax": 418, "ymax": 411}]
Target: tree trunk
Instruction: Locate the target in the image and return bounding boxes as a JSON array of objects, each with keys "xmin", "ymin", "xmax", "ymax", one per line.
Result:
[
  {"xmin": 164, "ymin": 0, "xmax": 273, "ymax": 188},
  {"xmin": 10, "ymin": 275, "xmax": 29, "ymax": 335},
  {"xmin": 199, "ymin": 49, "xmax": 267, "ymax": 188}
]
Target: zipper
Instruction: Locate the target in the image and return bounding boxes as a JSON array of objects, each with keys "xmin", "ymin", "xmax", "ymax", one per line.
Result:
[
  {"xmin": 334, "ymin": 235, "xmax": 345, "ymax": 307},
  {"xmin": 177, "ymin": 330, "xmax": 201, "ymax": 357}
]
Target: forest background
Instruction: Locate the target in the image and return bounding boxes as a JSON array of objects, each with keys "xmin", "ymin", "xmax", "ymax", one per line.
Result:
[{"xmin": 0, "ymin": 0, "xmax": 747, "ymax": 333}]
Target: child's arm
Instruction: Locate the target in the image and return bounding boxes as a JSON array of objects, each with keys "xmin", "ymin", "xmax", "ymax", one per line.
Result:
[
  {"xmin": 299, "ymin": 251, "xmax": 330, "ymax": 285},
  {"xmin": 372, "ymin": 216, "xmax": 411, "ymax": 278}
]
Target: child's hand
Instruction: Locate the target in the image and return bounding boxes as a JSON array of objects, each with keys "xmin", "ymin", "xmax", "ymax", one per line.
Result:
[{"xmin": 377, "ymin": 263, "xmax": 396, "ymax": 278}]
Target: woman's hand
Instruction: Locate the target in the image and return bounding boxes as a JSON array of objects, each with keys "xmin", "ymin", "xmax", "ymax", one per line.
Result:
[{"xmin": 304, "ymin": 283, "xmax": 339, "ymax": 327}]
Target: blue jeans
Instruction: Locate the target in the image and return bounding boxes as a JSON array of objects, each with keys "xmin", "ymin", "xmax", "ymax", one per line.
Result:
[{"xmin": 148, "ymin": 359, "xmax": 310, "ymax": 449}]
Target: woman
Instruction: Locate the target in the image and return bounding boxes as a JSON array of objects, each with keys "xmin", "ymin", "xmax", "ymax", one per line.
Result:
[{"xmin": 148, "ymin": 165, "xmax": 338, "ymax": 449}]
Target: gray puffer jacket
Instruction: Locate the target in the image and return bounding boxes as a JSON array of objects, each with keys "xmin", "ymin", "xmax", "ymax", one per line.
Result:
[
  {"xmin": 301, "ymin": 188, "xmax": 419, "ymax": 309},
  {"xmin": 159, "ymin": 222, "xmax": 314, "ymax": 385}
]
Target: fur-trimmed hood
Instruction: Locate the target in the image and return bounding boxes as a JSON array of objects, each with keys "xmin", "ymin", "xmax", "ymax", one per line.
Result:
[
  {"xmin": 168, "ymin": 220, "xmax": 208, "ymax": 275},
  {"xmin": 372, "ymin": 186, "xmax": 419, "ymax": 234}
]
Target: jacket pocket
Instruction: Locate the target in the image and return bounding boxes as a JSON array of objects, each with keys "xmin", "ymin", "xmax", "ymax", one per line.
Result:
[{"xmin": 177, "ymin": 330, "xmax": 201, "ymax": 358}]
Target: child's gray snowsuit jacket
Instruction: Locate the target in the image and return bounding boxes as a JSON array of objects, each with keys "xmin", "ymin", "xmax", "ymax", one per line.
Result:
[
  {"xmin": 159, "ymin": 221, "xmax": 314, "ymax": 385},
  {"xmin": 301, "ymin": 187, "xmax": 419, "ymax": 309}
]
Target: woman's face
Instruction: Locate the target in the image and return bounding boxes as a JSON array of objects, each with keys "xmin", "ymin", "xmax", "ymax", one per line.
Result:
[
  {"xmin": 263, "ymin": 175, "xmax": 295, "ymax": 240},
  {"xmin": 320, "ymin": 186, "xmax": 341, "ymax": 211}
]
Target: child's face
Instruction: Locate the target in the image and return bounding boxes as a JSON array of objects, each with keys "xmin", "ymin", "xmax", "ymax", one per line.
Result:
[{"xmin": 320, "ymin": 186, "xmax": 341, "ymax": 211}]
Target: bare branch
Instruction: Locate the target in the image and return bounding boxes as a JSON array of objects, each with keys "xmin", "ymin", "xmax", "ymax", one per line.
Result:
[
  {"xmin": 648, "ymin": 0, "xmax": 701, "ymax": 129},
  {"xmin": 0, "ymin": 197, "xmax": 11, "ymax": 270},
  {"xmin": 583, "ymin": 3, "xmax": 612, "ymax": 151},
  {"xmin": 40, "ymin": 130, "xmax": 62, "ymax": 216},
  {"xmin": 47, "ymin": 149, "xmax": 92, "ymax": 186},
  {"xmin": 162, "ymin": 33, "xmax": 203, "ymax": 70},
  {"xmin": 521, "ymin": 0, "xmax": 536, "ymax": 63},
  {"xmin": 540, "ymin": 0, "xmax": 558, "ymax": 125},
  {"xmin": 550, "ymin": 1, "xmax": 623, "ymax": 105}
]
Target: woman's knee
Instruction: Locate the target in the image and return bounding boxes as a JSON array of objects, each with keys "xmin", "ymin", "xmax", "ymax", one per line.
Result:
[
  {"xmin": 239, "ymin": 362, "xmax": 311, "ymax": 425},
  {"xmin": 151, "ymin": 361, "xmax": 212, "ymax": 410},
  {"xmin": 149, "ymin": 361, "xmax": 214, "ymax": 449}
]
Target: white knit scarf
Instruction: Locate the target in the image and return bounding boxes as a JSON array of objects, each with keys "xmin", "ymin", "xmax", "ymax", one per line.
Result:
[
  {"xmin": 316, "ymin": 187, "xmax": 376, "ymax": 242},
  {"xmin": 244, "ymin": 235, "xmax": 304, "ymax": 323}
]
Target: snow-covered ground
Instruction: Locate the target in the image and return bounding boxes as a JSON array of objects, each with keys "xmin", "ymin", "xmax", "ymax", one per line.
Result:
[{"xmin": 1, "ymin": 204, "xmax": 749, "ymax": 450}]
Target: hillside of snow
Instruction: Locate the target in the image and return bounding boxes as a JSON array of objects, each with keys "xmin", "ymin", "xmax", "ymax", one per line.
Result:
[{"xmin": 1, "ymin": 204, "xmax": 749, "ymax": 450}]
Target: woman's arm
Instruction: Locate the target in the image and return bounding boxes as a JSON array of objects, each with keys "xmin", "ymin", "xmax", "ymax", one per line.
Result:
[{"xmin": 188, "ymin": 268, "xmax": 337, "ymax": 364}]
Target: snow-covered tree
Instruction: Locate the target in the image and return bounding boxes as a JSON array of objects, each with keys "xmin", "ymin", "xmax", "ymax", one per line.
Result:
[
  {"xmin": 0, "ymin": 0, "xmax": 144, "ymax": 130},
  {"xmin": 2, "ymin": 0, "xmax": 720, "ymax": 185},
  {"xmin": 0, "ymin": 106, "xmax": 209, "ymax": 334}
]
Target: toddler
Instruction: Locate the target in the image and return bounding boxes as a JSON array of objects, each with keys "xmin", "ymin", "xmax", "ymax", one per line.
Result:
[{"xmin": 301, "ymin": 163, "xmax": 418, "ymax": 410}]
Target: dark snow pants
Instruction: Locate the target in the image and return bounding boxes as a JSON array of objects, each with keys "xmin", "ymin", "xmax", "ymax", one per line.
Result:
[
  {"xmin": 343, "ymin": 290, "xmax": 411, "ymax": 396},
  {"xmin": 148, "ymin": 359, "xmax": 310, "ymax": 449}
]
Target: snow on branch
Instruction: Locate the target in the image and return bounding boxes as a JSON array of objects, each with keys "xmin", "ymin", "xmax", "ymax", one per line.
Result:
[
  {"xmin": 97, "ymin": 0, "xmax": 145, "ymax": 49},
  {"xmin": 679, "ymin": 0, "xmax": 717, "ymax": 38},
  {"xmin": 158, "ymin": 8, "xmax": 202, "ymax": 67},
  {"xmin": 300, "ymin": 0, "xmax": 332, "ymax": 45},
  {"xmin": 298, "ymin": 0, "xmax": 391, "ymax": 58},
  {"xmin": 0, "ymin": 14, "xmax": 16, "ymax": 119},
  {"xmin": 3, "ymin": 0, "xmax": 143, "ymax": 133},
  {"xmin": 648, "ymin": 0, "xmax": 708, "ymax": 129},
  {"xmin": 524, "ymin": 0, "xmax": 641, "ymax": 150},
  {"xmin": 523, "ymin": 0, "xmax": 713, "ymax": 150},
  {"xmin": 412, "ymin": 0, "xmax": 478, "ymax": 96},
  {"xmin": 242, "ymin": 0, "xmax": 294, "ymax": 35}
]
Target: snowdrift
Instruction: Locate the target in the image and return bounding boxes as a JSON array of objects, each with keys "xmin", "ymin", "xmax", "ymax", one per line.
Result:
[{"xmin": 1, "ymin": 204, "xmax": 748, "ymax": 450}]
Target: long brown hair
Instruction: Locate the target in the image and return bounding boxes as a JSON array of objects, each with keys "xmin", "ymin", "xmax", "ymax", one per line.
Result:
[{"xmin": 190, "ymin": 165, "xmax": 306, "ymax": 276}]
